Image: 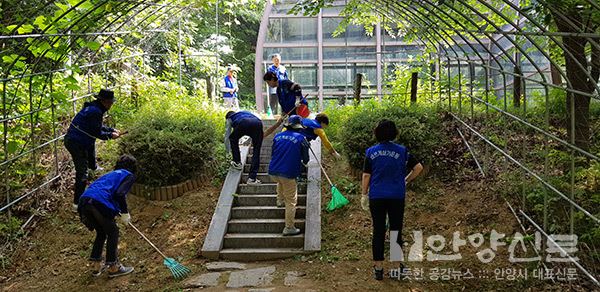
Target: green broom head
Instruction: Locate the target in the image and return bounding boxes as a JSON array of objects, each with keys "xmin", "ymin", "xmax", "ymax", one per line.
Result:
[
  {"xmin": 164, "ymin": 257, "xmax": 191, "ymax": 279},
  {"xmin": 326, "ymin": 185, "xmax": 349, "ymax": 212}
]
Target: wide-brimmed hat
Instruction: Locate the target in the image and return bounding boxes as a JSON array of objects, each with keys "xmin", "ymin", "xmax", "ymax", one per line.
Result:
[
  {"xmin": 96, "ymin": 89, "xmax": 115, "ymax": 102},
  {"xmin": 285, "ymin": 115, "xmax": 305, "ymax": 129}
]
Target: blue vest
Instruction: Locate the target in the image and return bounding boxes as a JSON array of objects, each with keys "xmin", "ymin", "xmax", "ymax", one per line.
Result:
[
  {"xmin": 268, "ymin": 64, "xmax": 288, "ymax": 81},
  {"xmin": 80, "ymin": 169, "xmax": 133, "ymax": 215},
  {"xmin": 276, "ymin": 80, "xmax": 306, "ymax": 114},
  {"xmin": 300, "ymin": 119, "xmax": 322, "ymax": 141},
  {"xmin": 269, "ymin": 131, "xmax": 307, "ymax": 179},
  {"xmin": 223, "ymin": 76, "xmax": 238, "ymax": 98},
  {"xmin": 366, "ymin": 142, "xmax": 409, "ymax": 200},
  {"xmin": 65, "ymin": 101, "xmax": 106, "ymax": 147},
  {"xmin": 230, "ymin": 111, "xmax": 259, "ymax": 127}
]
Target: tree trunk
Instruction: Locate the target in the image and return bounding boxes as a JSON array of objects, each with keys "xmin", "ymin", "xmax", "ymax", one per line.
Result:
[
  {"xmin": 554, "ymin": 11, "xmax": 592, "ymax": 150},
  {"xmin": 206, "ymin": 77, "xmax": 214, "ymax": 100}
]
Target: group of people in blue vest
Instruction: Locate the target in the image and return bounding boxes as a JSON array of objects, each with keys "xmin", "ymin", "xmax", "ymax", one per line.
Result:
[
  {"xmin": 65, "ymin": 89, "xmax": 137, "ymax": 277},
  {"xmin": 66, "ymin": 68, "xmax": 424, "ymax": 281},
  {"xmin": 224, "ymin": 110, "xmax": 340, "ymax": 236}
]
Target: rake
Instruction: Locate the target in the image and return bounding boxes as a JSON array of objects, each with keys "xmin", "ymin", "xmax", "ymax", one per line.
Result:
[
  {"xmin": 308, "ymin": 146, "xmax": 349, "ymax": 211},
  {"xmin": 128, "ymin": 222, "xmax": 191, "ymax": 279}
]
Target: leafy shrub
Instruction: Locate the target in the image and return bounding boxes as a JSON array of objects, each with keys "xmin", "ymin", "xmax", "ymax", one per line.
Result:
[
  {"xmin": 327, "ymin": 99, "xmax": 444, "ymax": 170},
  {"xmin": 119, "ymin": 98, "xmax": 226, "ymax": 187}
]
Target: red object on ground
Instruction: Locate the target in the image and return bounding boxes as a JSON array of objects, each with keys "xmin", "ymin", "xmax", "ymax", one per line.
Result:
[{"xmin": 297, "ymin": 104, "xmax": 310, "ymax": 118}]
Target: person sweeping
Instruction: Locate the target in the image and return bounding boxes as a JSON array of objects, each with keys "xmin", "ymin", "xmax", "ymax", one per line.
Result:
[
  {"xmin": 268, "ymin": 115, "xmax": 309, "ymax": 236},
  {"xmin": 300, "ymin": 113, "xmax": 341, "ymax": 159},
  {"xmin": 263, "ymin": 72, "xmax": 309, "ymax": 117},
  {"xmin": 78, "ymin": 154, "xmax": 137, "ymax": 278},
  {"xmin": 360, "ymin": 120, "xmax": 423, "ymax": 280},
  {"xmin": 65, "ymin": 89, "xmax": 122, "ymax": 212},
  {"xmin": 225, "ymin": 110, "xmax": 263, "ymax": 184}
]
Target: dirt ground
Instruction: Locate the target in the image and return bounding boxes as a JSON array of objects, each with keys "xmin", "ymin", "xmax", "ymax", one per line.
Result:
[{"xmin": 0, "ymin": 156, "xmax": 585, "ymax": 291}]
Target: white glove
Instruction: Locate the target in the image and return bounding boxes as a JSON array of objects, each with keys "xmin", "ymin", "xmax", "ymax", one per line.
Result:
[
  {"xmin": 120, "ymin": 213, "xmax": 131, "ymax": 225},
  {"xmin": 295, "ymin": 97, "xmax": 301, "ymax": 107},
  {"xmin": 333, "ymin": 152, "xmax": 342, "ymax": 160},
  {"xmin": 361, "ymin": 195, "xmax": 369, "ymax": 211}
]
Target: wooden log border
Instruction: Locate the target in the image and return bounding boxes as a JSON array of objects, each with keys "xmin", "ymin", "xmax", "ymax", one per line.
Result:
[{"xmin": 130, "ymin": 175, "xmax": 209, "ymax": 201}]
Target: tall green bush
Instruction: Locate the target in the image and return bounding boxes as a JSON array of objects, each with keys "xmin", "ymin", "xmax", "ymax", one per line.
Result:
[
  {"xmin": 328, "ymin": 99, "xmax": 444, "ymax": 171},
  {"xmin": 119, "ymin": 98, "xmax": 226, "ymax": 187}
]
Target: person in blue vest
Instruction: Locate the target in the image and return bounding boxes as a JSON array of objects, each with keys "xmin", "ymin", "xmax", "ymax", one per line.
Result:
[
  {"xmin": 268, "ymin": 115, "xmax": 309, "ymax": 236},
  {"xmin": 221, "ymin": 66, "xmax": 240, "ymax": 110},
  {"xmin": 225, "ymin": 111, "xmax": 264, "ymax": 184},
  {"xmin": 65, "ymin": 89, "xmax": 122, "ymax": 212},
  {"xmin": 263, "ymin": 71, "xmax": 307, "ymax": 116},
  {"xmin": 360, "ymin": 119, "xmax": 423, "ymax": 280},
  {"xmin": 78, "ymin": 154, "xmax": 137, "ymax": 278},
  {"xmin": 300, "ymin": 113, "xmax": 341, "ymax": 159},
  {"xmin": 267, "ymin": 53, "xmax": 288, "ymax": 115}
]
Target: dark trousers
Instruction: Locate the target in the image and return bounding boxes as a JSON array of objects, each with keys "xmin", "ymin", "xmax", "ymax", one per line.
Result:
[
  {"xmin": 369, "ymin": 198, "xmax": 405, "ymax": 261},
  {"xmin": 64, "ymin": 137, "xmax": 96, "ymax": 204},
  {"xmin": 269, "ymin": 93, "xmax": 279, "ymax": 115},
  {"xmin": 230, "ymin": 118, "xmax": 263, "ymax": 179},
  {"xmin": 81, "ymin": 202, "xmax": 119, "ymax": 264}
]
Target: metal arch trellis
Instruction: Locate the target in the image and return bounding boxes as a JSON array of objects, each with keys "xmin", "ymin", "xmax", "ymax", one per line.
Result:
[
  {"xmin": 0, "ymin": 0, "xmax": 217, "ymax": 239},
  {"xmin": 361, "ymin": 0, "xmax": 600, "ymax": 287}
]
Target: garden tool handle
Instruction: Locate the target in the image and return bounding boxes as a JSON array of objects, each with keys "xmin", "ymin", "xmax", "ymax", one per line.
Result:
[
  {"xmin": 264, "ymin": 95, "xmax": 310, "ymax": 137},
  {"xmin": 128, "ymin": 222, "xmax": 168, "ymax": 260},
  {"xmin": 309, "ymin": 145, "xmax": 334, "ymax": 187}
]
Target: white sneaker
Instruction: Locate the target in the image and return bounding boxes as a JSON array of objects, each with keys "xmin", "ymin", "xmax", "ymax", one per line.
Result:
[
  {"xmin": 72, "ymin": 203, "xmax": 78, "ymax": 213},
  {"xmin": 246, "ymin": 178, "xmax": 262, "ymax": 185},
  {"xmin": 282, "ymin": 227, "xmax": 301, "ymax": 236},
  {"xmin": 230, "ymin": 161, "xmax": 242, "ymax": 170}
]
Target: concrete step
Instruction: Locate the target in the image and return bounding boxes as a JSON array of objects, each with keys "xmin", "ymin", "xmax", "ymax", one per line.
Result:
[
  {"xmin": 227, "ymin": 219, "xmax": 305, "ymax": 233},
  {"xmin": 234, "ymin": 194, "xmax": 307, "ymax": 206},
  {"xmin": 220, "ymin": 247, "xmax": 304, "ymax": 261},
  {"xmin": 245, "ymin": 154, "xmax": 272, "ymax": 162},
  {"xmin": 238, "ymin": 183, "xmax": 307, "ymax": 195},
  {"xmin": 241, "ymin": 168, "xmax": 306, "ymax": 178},
  {"xmin": 222, "ymin": 233, "xmax": 304, "ymax": 249},
  {"xmin": 240, "ymin": 173, "xmax": 276, "ymax": 183},
  {"xmin": 230, "ymin": 206, "xmax": 306, "ymax": 219},
  {"xmin": 244, "ymin": 163, "xmax": 269, "ymax": 173}
]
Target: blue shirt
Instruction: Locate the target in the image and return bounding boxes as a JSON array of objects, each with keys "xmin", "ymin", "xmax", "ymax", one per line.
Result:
[
  {"xmin": 80, "ymin": 169, "xmax": 135, "ymax": 216},
  {"xmin": 229, "ymin": 111, "xmax": 259, "ymax": 127},
  {"xmin": 276, "ymin": 80, "xmax": 307, "ymax": 114},
  {"xmin": 223, "ymin": 76, "xmax": 238, "ymax": 98},
  {"xmin": 224, "ymin": 111, "xmax": 261, "ymax": 153},
  {"xmin": 300, "ymin": 119, "xmax": 322, "ymax": 141},
  {"xmin": 268, "ymin": 64, "xmax": 288, "ymax": 81},
  {"xmin": 268, "ymin": 64, "xmax": 288, "ymax": 94},
  {"xmin": 269, "ymin": 130, "xmax": 309, "ymax": 179},
  {"xmin": 65, "ymin": 100, "xmax": 114, "ymax": 147},
  {"xmin": 364, "ymin": 142, "xmax": 411, "ymax": 200}
]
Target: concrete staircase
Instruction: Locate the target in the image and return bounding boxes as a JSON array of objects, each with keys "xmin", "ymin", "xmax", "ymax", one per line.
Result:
[{"xmin": 202, "ymin": 118, "xmax": 321, "ymax": 261}]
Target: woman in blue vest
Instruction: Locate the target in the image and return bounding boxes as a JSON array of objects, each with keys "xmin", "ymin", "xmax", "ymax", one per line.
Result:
[
  {"xmin": 300, "ymin": 113, "xmax": 341, "ymax": 159},
  {"xmin": 360, "ymin": 120, "xmax": 423, "ymax": 280},
  {"xmin": 267, "ymin": 53, "xmax": 288, "ymax": 114},
  {"xmin": 269, "ymin": 115, "xmax": 309, "ymax": 236},
  {"xmin": 224, "ymin": 111, "xmax": 264, "ymax": 184},
  {"xmin": 263, "ymin": 72, "xmax": 307, "ymax": 116},
  {"xmin": 78, "ymin": 154, "xmax": 137, "ymax": 278},
  {"xmin": 221, "ymin": 66, "xmax": 240, "ymax": 110},
  {"xmin": 65, "ymin": 89, "xmax": 122, "ymax": 212}
]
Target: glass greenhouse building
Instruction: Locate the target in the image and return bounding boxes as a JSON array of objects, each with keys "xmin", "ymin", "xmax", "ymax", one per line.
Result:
[{"xmin": 254, "ymin": 0, "xmax": 552, "ymax": 113}]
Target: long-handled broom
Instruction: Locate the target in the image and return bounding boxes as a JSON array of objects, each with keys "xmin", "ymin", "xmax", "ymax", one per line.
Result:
[
  {"xmin": 263, "ymin": 94, "xmax": 309, "ymax": 138},
  {"xmin": 308, "ymin": 146, "xmax": 349, "ymax": 211},
  {"xmin": 128, "ymin": 222, "xmax": 191, "ymax": 279}
]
